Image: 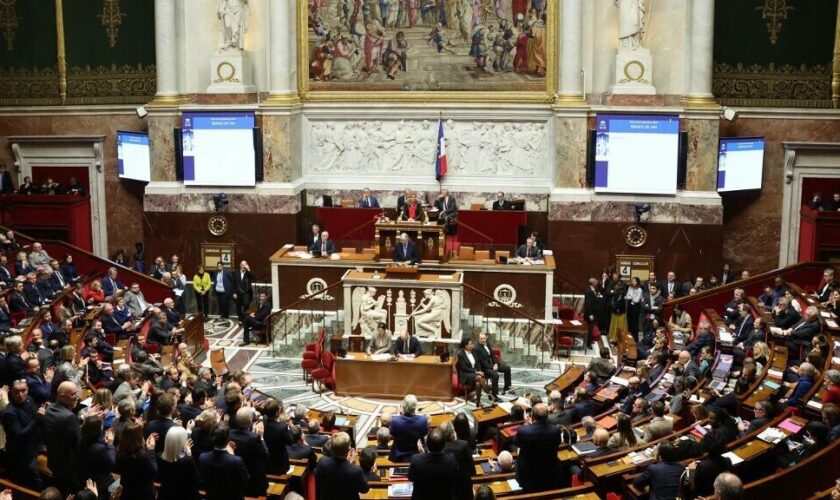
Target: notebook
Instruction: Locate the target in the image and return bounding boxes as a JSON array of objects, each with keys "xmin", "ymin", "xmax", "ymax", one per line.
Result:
[
  {"xmin": 572, "ymin": 441, "xmax": 598, "ymax": 455},
  {"xmin": 779, "ymin": 418, "xmax": 804, "ymax": 434}
]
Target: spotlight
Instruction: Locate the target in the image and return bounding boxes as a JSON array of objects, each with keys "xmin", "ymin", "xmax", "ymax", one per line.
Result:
[
  {"xmin": 135, "ymin": 105, "xmax": 148, "ymax": 118},
  {"xmin": 212, "ymin": 193, "xmax": 228, "ymax": 212},
  {"xmin": 722, "ymin": 107, "xmax": 737, "ymax": 122},
  {"xmin": 633, "ymin": 203, "xmax": 651, "ymax": 223}
]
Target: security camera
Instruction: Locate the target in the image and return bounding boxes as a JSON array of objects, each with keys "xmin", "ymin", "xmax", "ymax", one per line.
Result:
[
  {"xmin": 135, "ymin": 106, "xmax": 148, "ymax": 119},
  {"xmin": 212, "ymin": 193, "xmax": 229, "ymax": 212},
  {"xmin": 633, "ymin": 203, "xmax": 651, "ymax": 223},
  {"xmin": 722, "ymin": 107, "xmax": 737, "ymax": 122}
]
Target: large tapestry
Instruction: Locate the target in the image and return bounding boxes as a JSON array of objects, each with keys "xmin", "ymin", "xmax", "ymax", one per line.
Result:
[
  {"xmin": 0, "ymin": 0, "xmax": 155, "ymax": 105},
  {"xmin": 713, "ymin": 0, "xmax": 837, "ymax": 107},
  {"xmin": 301, "ymin": 0, "xmax": 555, "ymax": 101}
]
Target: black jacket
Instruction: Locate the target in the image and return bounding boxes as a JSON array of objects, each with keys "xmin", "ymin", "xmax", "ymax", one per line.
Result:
[
  {"xmin": 156, "ymin": 455, "xmax": 200, "ymax": 500},
  {"xmin": 1, "ymin": 399, "xmax": 42, "ymax": 465},
  {"xmin": 408, "ymin": 452, "xmax": 459, "ymax": 500},
  {"xmin": 443, "ymin": 439, "xmax": 474, "ymax": 499},
  {"xmin": 263, "ymin": 419, "xmax": 292, "ymax": 475},
  {"xmin": 230, "ymin": 427, "xmax": 270, "ymax": 496},
  {"xmin": 198, "ymin": 449, "xmax": 251, "ymax": 500},
  {"xmin": 473, "ymin": 342, "xmax": 499, "ymax": 372},
  {"xmin": 515, "ymin": 421, "xmax": 566, "ymax": 492},
  {"xmin": 44, "ymin": 403, "xmax": 81, "ymax": 488},
  {"xmin": 394, "ymin": 335, "xmax": 421, "ymax": 356},
  {"xmin": 314, "ymin": 456, "xmax": 370, "ymax": 500}
]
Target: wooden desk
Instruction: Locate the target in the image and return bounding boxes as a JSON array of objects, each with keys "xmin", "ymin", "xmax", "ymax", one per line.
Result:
[
  {"xmin": 544, "ymin": 365, "xmax": 586, "ymax": 394},
  {"xmin": 472, "ymin": 405, "xmax": 510, "ymax": 429},
  {"xmin": 334, "ymin": 354, "xmax": 454, "ymax": 400}
]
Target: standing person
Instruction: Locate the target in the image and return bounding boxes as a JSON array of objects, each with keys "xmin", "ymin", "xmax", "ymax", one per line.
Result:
[
  {"xmin": 584, "ymin": 277, "xmax": 608, "ymax": 349},
  {"xmin": 389, "ymin": 395, "xmax": 429, "ymax": 462},
  {"xmin": 262, "ymin": 400, "xmax": 292, "ymax": 475},
  {"xmin": 115, "ymin": 423, "xmax": 158, "ymax": 500},
  {"xmin": 607, "ymin": 276, "xmax": 628, "ymax": 345},
  {"xmin": 213, "ymin": 261, "xmax": 234, "ymax": 320},
  {"xmin": 231, "ymin": 260, "xmax": 254, "ymax": 321},
  {"xmin": 198, "ymin": 423, "xmax": 251, "ymax": 500},
  {"xmin": 193, "ymin": 265, "xmax": 212, "ymax": 317},
  {"xmin": 515, "ymin": 403, "xmax": 566, "ymax": 492},
  {"xmin": 314, "ymin": 432, "xmax": 369, "ymax": 499},
  {"xmin": 44, "ymin": 381, "xmax": 81, "ymax": 496},
  {"xmin": 625, "ymin": 276, "xmax": 643, "ymax": 340},
  {"xmin": 2, "ymin": 379, "xmax": 44, "ymax": 490},
  {"xmin": 78, "ymin": 415, "xmax": 117, "ymax": 500},
  {"xmin": 408, "ymin": 427, "xmax": 459, "ymax": 499},
  {"xmin": 157, "ymin": 426, "xmax": 200, "ymax": 500}
]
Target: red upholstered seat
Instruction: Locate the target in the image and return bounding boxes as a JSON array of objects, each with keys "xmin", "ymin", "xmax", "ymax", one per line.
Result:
[
  {"xmin": 452, "ymin": 365, "xmax": 471, "ymax": 399},
  {"xmin": 311, "ymin": 351, "xmax": 336, "ymax": 390},
  {"xmin": 145, "ymin": 342, "xmax": 160, "ymax": 355},
  {"xmin": 301, "ymin": 342, "xmax": 323, "ymax": 381},
  {"xmin": 554, "ymin": 331, "xmax": 573, "ymax": 358}
]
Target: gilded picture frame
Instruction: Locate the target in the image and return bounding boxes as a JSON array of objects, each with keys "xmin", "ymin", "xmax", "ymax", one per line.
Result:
[{"xmin": 298, "ymin": 0, "xmax": 557, "ymax": 103}]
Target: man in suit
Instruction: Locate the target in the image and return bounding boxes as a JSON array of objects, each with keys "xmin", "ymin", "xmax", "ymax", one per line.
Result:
[
  {"xmin": 28, "ymin": 242, "xmax": 52, "ymax": 269},
  {"xmin": 587, "ymin": 347, "xmax": 616, "ymax": 385},
  {"xmin": 515, "ymin": 403, "xmax": 567, "ymax": 492},
  {"xmin": 231, "ymin": 407, "xmax": 270, "ymax": 497},
  {"xmin": 474, "ymin": 332, "xmax": 512, "ymax": 400},
  {"xmin": 48, "ymin": 260, "xmax": 68, "ymax": 292},
  {"xmin": 124, "ymin": 282, "xmax": 150, "ymax": 317},
  {"xmin": 44, "ymin": 381, "xmax": 81, "ymax": 496},
  {"xmin": 780, "ymin": 305, "xmax": 822, "ymax": 360},
  {"xmin": 394, "ymin": 330, "xmax": 421, "ymax": 356},
  {"xmin": 101, "ymin": 267, "xmax": 124, "ymax": 299},
  {"xmin": 687, "ymin": 321, "xmax": 715, "ymax": 357},
  {"xmin": 305, "ymin": 419, "xmax": 330, "ymax": 448},
  {"xmin": 673, "ymin": 350, "xmax": 702, "ymax": 381},
  {"xmin": 149, "ymin": 311, "xmax": 182, "ymax": 345},
  {"xmin": 434, "ymin": 189, "xmax": 458, "ymax": 229},
  {"xmin": 723, "ymin": 288, "xmax": 746, "ymax": 325},
  {"xmin": 643, "ymin": 283, "xmax": 664, "ymax": 326},
  {"xmin": 720, "ymin": 264, "xmax": 735, "ymax": 285},
  {"xmin": 162, "ymin": 297, "xmax": 181, "ymax": 325},
  {"xmin": 408, "ymin": 427, "xmax": 459, "ymax": 499},
  {"xmin": 663, "ymin": 271, "xmax": 682, "ymax": 298},
  {"xmin": 393, "ymin": 232, "xmax": 420, "ymax": 265},
  {"xmin": 101, "ymin": 303, "xmax": 131, "ymax": 340},
  {"xmin": 816, "ymin": 267, "xmax": 837, "ymax": 302},
  {"xmin": 389, "ymin": 394, "xmax": 429, "ymax": 462},
  {"xmin": 2, "ymin": 379, "xmax": 43, "ymax": 490},
  {"xmin": 310, "ymin": 231, "xmax": 336, "ymax": 257},
  {"xmin": 213, "ymin": 261, "xmax": 234, "ymax": 319},
  {"xmin": 398, "ymin": 193, "xmax": 426, "ymax": 222},
  {"xmin": 199, "ymin": 423, "xmax": 251, "ymax": 500},
  {"xmin": 515, "ymin": 237, "xmax": 542, "ymax": 259},
  {"xmin": 314, "ymin": 431, "xmax": 369, "ymax": 499},
  {"xmin": 23, "ymin": 273, "xmax": 46, "ymax": 307},
  {"xmin": 10, "ymin": 281, "xmax": 35, "ymax": 315},
  {"xmin": 0, "ymin": 255, "xmax": 14, "ymax": 286},
  {"xmin": 644, "ymin": 401, "xmax": 674, "ymax": 441},
  {"xmin": 584, "ymin": 277, "xmax": 608, "ymax": 347},
  {"xmin": 242, "ymin": 290, "xmax": 271, "ymax": 346},
  {"xmin": 396, "ymin": 188, "xmax": 412, "ymax": 215},
  {"xmin": 232, "ymin": 260, "xmax": 255, "ymax": 321},
  {"xmin": 633, "ymin": 441, "xmax": 686, "ymax": 500},
  {"xmin": 85, "ymin": 319, "xmax": 114, "ymax": 361},
  {"xmin": 733, "ymin": 317, "xmax": 767, "ymax": 358},
  {"xmin": 439, "ymin": 422, "xmax": 473, "ymax": 498},
  {"xmin": 730, "ymin": 303, "xmax": 755, "ymax": 346},
  {"xmin": 262, "ymin": 400, "xmax": 292, "ymax": 475},
  {"xmin": 457, "ymin": 337, "xmax": 485, "ymax": 405},
  {"xmin": 39, "ymin": 310, "xmax": 59, "ymax": 343},
  {"xmin": 772, "ymin": 296, "xmax": 801, "ymax": 330},
  {"xmin": 358, "ymin": 187, "xmax": 380, "ymax": 208},
  {"xmin": 0, "ymin": 164, "xmax": 13, "ymax": 193},
  {"xmin": 643, "ymin": 271, "xmax": 663, "ymax": 295},
  {"xmin": 23, "ymin": 357, "xmax": 51, "ymax": 406},
  {"xmin": 309, "ymin": 224, "xmax": 322, "ymax": 246},
  {"xmin": 144, "ymin": 393, "xmax": 176, "ymax": 452},
  {"xmin": 492, "ymin": 191, "xmax": 512, "ymax": 210},
  {"xmin": 287, "ymin": 425, "xmax": 318, "ymax": 470}
]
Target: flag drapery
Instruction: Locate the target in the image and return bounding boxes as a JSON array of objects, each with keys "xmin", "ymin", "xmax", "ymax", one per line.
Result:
[{"xmin": 435, "ymin": 119, "xmax": 447, "ymax": 181}]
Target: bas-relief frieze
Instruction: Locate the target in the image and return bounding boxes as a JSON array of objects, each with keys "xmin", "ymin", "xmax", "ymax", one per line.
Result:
[{"xmin": 306, "ymin": 119, "xmax": 550, "ymax": 179}]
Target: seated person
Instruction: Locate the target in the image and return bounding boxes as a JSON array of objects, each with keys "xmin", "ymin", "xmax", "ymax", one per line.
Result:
[
  {"xmin": 515, "ymin": 237, "xmax": 542, "ymax": 259},
  {"xmin": 161, "ymin": 298, "xmax": 181, "ymax": 325},
  {"xmin": 124, "ymin": 282, "xmax": 150, "ymax": 317},
  {"xmin": 101, "ymin": 303, "xmax": 133, "ymax": 339},
  {"xmin": 775, "ymin": 305, "xmax": 821, "ymax": 361},
  {"xmin": 309, "ymin": 230, "xmax": 335, "ymax": 257},
  {"xmin": 393, "ymin": 232, "xmax": 419, "ymax": 265},
  {"xmin": 586, "ymin": 347, "xmax": 616, "ymax": 385},
  {"xmin": 456, "ymin": 337, "xmax": 485, "ymax": 406},
  {"xmin": 359, "ymin": 446, "xmax": 379, "ymax": 481},
  {"xmin": 83, "ymin": 279, "xmax": 106, "ymax": 304},
  {"xmin": 608, "ymin": 413, "xmax": 643, "ymax": 450},
  {"xmin": 397, "ymin": 193, "xmax": 426, "ymax": 222},
  {"xmin": 102, "ymin": 267, "xmax": 125, "ymax": 299},
  {"xmin": 722, "ymin": 288, "xmax": 745, "ymax": 325},
  {"xmin": 737, "ymin": 400, "xmax": 773, "ymax": 435},
  {"xmin": 784, "ymin": 362, "xmax": 817, "ymax": 406},
  {"xmin": 633, "ymin": 441, "xmax": 685, "ymax": 499},
  {"xmin": 149, "ymin": 311, "xmax": 183, "ymax": 345},
  {"xmin": 686, "ymin": 321, "xmax": 714, "ymax": 357},
  {"xmin": 393, "ymin": 330, "xmax": 421, "ymax": 356},
  {"xmin": 358, "ymin": 188, "xmax": 379, "ymax": 208},
  {"xmin": 84, "ymin": 319, "xmax": 115, "ymax": 362},
  {"xmin": 113, "ymin": 297, "xmax": 135, "ymax": 325},
  {"xmin": 630, "ymin": 397, "xmax": 651, "ymax": 422},
  {"xmin": 366, "ymin": 323, "xmax": 393, "ymax": 355},
  {"xmin": 815, "ymin": 267, "xmax": 837, "ymax": 302},
  {"xmin": 23, "ymin": 272, "xmax": 47, "ymax": 306},
  {"xmin": 772, "ymin": 296, "xmax": 801, "ymax": 329},
  {"xmin": 492, "ymin": 191, "xmax": 511, "ymax": 211},
  {"xmin": 698, "ymin": 346, "xmax": 715, "ymax": 378}
]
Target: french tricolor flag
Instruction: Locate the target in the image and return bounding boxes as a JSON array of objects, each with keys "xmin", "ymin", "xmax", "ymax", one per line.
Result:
[{"xmin": 435, "ymin": 119, "xmax": 447, "ymax": 181}]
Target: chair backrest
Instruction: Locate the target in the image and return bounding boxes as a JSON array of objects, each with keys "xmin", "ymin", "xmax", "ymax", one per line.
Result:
[
  {"xmin": 210, "ymin": 348, "xmax": 228, "ymax": 374},
  {"xmin": 496, "ymin": 250, "xmax": 510, "ymax": 261},
  {"xmin": 321, "ymin": 351, "xmax": 335, "ymax": 370},
  {"xmin": 459, "ymin": 246, "xmax": 475, "ymax": 260},
  {"xmin": 475, "ymin": 250, "xmax": 491, "ymax": 261},
  {"xmin": 432, "ymin": 340, "xmax": 449, "ymax": 356},
  {"xmin": 348, "ymin": 335, "xmax": 364, "ymax": 352}
]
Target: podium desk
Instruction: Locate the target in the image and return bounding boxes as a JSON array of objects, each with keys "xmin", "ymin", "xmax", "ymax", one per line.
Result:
[
  {"xmin": 334, "ymin": 354, "xmax": 454, "ymax": 400},
  {"xmin": 375, "ymin": 221, "xmax": 445, "ymax": 261}
]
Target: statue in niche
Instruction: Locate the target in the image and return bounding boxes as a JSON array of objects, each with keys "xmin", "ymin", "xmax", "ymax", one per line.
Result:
[
  {"xmin": 218, "ymin": 0, "xmax": 250, "ymax": 51},
  {"xmin": 615, "ymin": 0, "xmax": 646, "ymax": 49},
  {"xmin": 411, "ymin": 289, "xmax": 451, "ymax": 338}
]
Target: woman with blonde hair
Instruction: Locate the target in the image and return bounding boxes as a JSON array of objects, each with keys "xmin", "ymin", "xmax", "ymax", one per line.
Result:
[
  {"xmin": 91, "ymin": 387, "xmax": 116, "ymax": 429},
  {"xmin": 752, "ymin": 341, "xmax": 771, "ymax": 372},
  {"xmin": 83, "ymin": 279, "xmax": 105, "ymax": 304},
  {"xmin": 157, "ymin": 426, "xmax": 199, "ymax": 500}
]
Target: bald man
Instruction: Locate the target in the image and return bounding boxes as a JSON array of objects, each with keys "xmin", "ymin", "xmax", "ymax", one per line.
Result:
[
  {"xmin": 514, "ymin": 403, "xmax": 567, "ymax": 492},
  {"xmin": 44, "ymin": 381, "xmax": 81, "ymax": 495}
]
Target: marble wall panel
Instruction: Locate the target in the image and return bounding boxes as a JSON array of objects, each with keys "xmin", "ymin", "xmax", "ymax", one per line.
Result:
[
  {"xmin": 262, "ymin": 112, "xmax": 297, "ymax": 182},
  {"xmin": 684, "ymin": 116, "xmax": 719, "ymax": 192},
  {"xmin": 144, "ymin": 192, "xmax": 300, "ymax": 214},
  {"xmin": 305, "ymin": 188, "xmax": 548, "ymax": 212},
  {"xmin": 147, "ymin": 111, "xmax": 178, "ymax": 182},
  {"xmin": 554, "ymin": 115, "xmax": 588, "ymax": 188},
  {"xmin": 549, "ymin": 199, "xmax": 722, "ymax": 225}
]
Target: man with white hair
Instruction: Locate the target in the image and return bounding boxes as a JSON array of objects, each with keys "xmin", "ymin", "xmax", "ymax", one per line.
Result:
[
  {"xmin": 497, "ymin": 450, "xmax": 515, "ymax": 472},
  {"xmin": 28, "ymin": 242, "xmax": 51, "ymax": 269},
  {"xmin": 393, "ymin": 232, "xmax": 419, "ymax": 265},
  {"xmin": 713, "ymin": 472, "xmax": 743, "ymax": 500},
  {"xmin": 230, "ymin": 406, "xmax": 270, "ymax": 497},
  {"xmin": 778, "ymin": 305, "xmax": 822, "ymax": 361},
  {"xmin": 723, "ymin": 288, "xmax": 745, "ymax": 325},
  {"xmin": 43, "ymin": 381, "xmax": 81, "ymax": 495},
  {"xmin": 389, "ymin": 394, "xmax": 429, "ymax": 462}
]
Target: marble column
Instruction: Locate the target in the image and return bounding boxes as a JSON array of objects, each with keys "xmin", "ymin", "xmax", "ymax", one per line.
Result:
[
  {"xmin": 153, "ymin": 0, "xmax": 178, "ymax": 101},
  {"xmin": 683, "ymin": 0, "xmax": 716, "ymax": 106},
  {"xmin": 556, "ymin": 0, "xmax": 584, "ymax": 103},
  {"xmin": 267, "ymin": 0, "xmax": 299, "ymax": 103}
]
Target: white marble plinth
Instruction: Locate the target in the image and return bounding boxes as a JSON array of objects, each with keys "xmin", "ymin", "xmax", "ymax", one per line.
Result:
[
  {"xmin": 610, "ymin": 47, "xmax": 656, "ymax": 95},
  {"xmin": 206, "ymin": 50, "xmax": 256, "ymax": 94}
]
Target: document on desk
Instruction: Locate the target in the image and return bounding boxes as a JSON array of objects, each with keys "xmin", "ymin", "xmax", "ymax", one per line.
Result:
[
  {"xmin": 388, "ymin": 483, "xmax": 413, "ymax": 497},
  {"xmin": 721, "ymin": 451, "xmax": 744, "ymax": 465},
  {"xmin": 569, "ymin": 320, "xmax": 582, "ymax": 326},
  {"xmin": 370, "ymin": 353, "xmax": 391, "ymax": 361},
  {"xmin": 506, "ymin": 479, "xmax": 523, "ymax": 492}
]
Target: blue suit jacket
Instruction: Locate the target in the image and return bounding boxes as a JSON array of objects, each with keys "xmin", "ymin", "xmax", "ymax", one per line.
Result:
[
  {"xmin": 633, "ymin": 461, "xmax": 686, "ymax": 500},
  {"xmin": 389, "ymin": 414, "xmax": 429, "ymax": 462},
  {"xmin": 394, "ymin": 241, "xmax": 420, "ymax": 265},
  {"xmin": 102, "ymin": 276, "xmax": 124, "ymax": 298},
  {"xmin": 212, "ymin": 270, "xmax": 234, "ymax": 296},
  {"xmin": 198, "ymin": 449, "xmax": 251, "ymax": 500},
  {"xmin": 515, "ymin": 422, "xmax": 565, "ymax": 492},
  {"xmin": 359, "ymin": 196, "xmax": 379, "ymax": 208},
  {"xmin": 314, "ymin": 456, "xmax": 369, "ymax": 500},
  {"xmin": 309, "ymin": 238, "xmax": 336, "ymax": 257}
]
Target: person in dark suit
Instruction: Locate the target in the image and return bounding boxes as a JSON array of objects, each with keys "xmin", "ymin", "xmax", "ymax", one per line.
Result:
[
  {"xmin": 456, "ymin": 337, "xmax": 485, "ymax": 406},
  {"xmin": 305, "ymin": 418, "xmax": 330, "ymax": 448},
  {"xmin": 584, "ymin": 277, "xmax": 608, "ymax": 348},
  {"xmin": 0, "ymin": 299, "xmax": 11, "ymax": 332},
  {"xmin": 0, "ymin": 255, "xmax": 14, "ymax": 286},
  {"xmin": 439, "ymin": 422, "xmax": 473, "ymax": 499},
  {"xmin": 434, "ymin": 189, "xmax": 458, "ymax": 235},
  {"xmin": 780, "ymin": 306, "xmax": 822, "ymax": 360},
  {"xmin": 515, "ymin": 237, "xmax": 542, "ymax": 259},
  {"xmin": 408, "ymin": 427, "xmax": 459, "ymax": 500},
  {"xmin": 561, "ymin": 387, "xmax": 601, "ymax": 425},
  {"xmin": 287, "ymin": 425, "xmax": 317, "ymax": 470},
  {"xmin": 687, "ymin": 321, "xmax": 715, "ymax": 357},
  {"xmin": 262, "ymin": 400, "xmax": 292, "ymax": 475},
  {"xmin": 314, "ymin": 431, "xmax": 369, "ymax": 500},
  {"xmin": 2, "ymin": 379, "xmax": 43, "ymax": 490},
  {"xmin": 720, "ymin": 264, "xmax": 735, "ymax": 285},
  {"xmin": 78, "ymin": 414, "xmax": 117, "ymax": 499},
  {"xmin": 213, "ymin": 261, "xmax": 234, "ymax": 319},
  {"xmin": 393, "ymin": 232, "xmax": 420, "ymax": 265},
  {"xmin": 389, "ymin": 395, "xmax": 429, "ymax": 462},
  {"xmin": 633, "ymin": 441, "xmax": 687, "ymax": 500},
  {"xmin": 722, "ymin": 288, "xmax": 746, "ymax": 325},
  {"xmin": 231, "ymin": 260, "xmax": 254, "ymax": 321},
  {"xmin": 23, "ymin": 357, "xmax": 51, "ymax": 406},
  {"xmin": 0, "ymin": 164, "xmax": 13, "ymax": 193},
  {"xmin": 474, "ymin": 332, "xmax": 511, "ymax": 400},
  {"xmin": 662, "ymin": 271, "xmax": 682, "ymax": 298},
  {"xmin": 143, "ymin": 393, "xmax": 177, "ymax": 453},
  {"xmin": 310, "ymin": 231, "xmax": 337, "ymax": 257},
  {"xmin": 492, "ymin": 191, "xmax": 512, "ymax": 210},
  {"xmin": 515, "ymin": 403, "xmax": 567, "ymax": 492},
  {"xmin": 359, "ymin": 446, "xmax": 379, "ymax": 482},
  {"xmin": 398, "ymin": 193, "xmax": 427, "ymax": 222},
  {"xmin": 198, "ymin": 423, "xmax": 251, "ymax": 500},
  {"xmin": 394, "ymin": 330, "xmax": 421, "ymax": 356},
  {"xmin": 39, "ymin": 310, "xmax": 59, "ymax": 342},
  {"xmin": 48, "ymin": 260, "xmax": 69, "ymax": 292},
  {"xmin": 730, "ymin": 303, "xmax": 755, "ymax": 347},
  {"xmin": 772, "ymin": 296, "xmax": 801, "ymax": 330},
  {"xmin": 156, "ymin": 426, "xmax": 200, "ymax": 500},
  {"xmin": 9, "ymin": 281, "xmax": 35, "ymax": 315},
  {"xmin": 358, "ymin": 187, "xmax": 380, "ymax": 208},
  {"xmin": 23, "ymin": 273, "xmax": 46, "ymax": 307},
  {"xmin": 396, "ymin": 188, "xmax": 412, "ymax": 215},
  {"xmin": 3, "ymin": 335, "xmax": 26, "ymax": 390},
  {"xmin": 230, "ymin": 407, "xmax": 270, "ymax": 497},
  {"xmin": 241, "ymin": 291, "xmax": 271, "ymax": 346},
  {"xmin": 44, "ymin": 381, "xmax": 82, "ymax": 496},
  {"xmin": 815, "ymin": 268, "xmax": 837, "ymax": 302},
  {"xmin": 101, "ymin": 267, "xmax": 124, "ymax": 299}
]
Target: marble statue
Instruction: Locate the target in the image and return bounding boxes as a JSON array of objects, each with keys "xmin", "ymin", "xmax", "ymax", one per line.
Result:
[
  {"xmin": 411, "ymin": 289, "xmax": 451, "ymax": 338},
  {"xmin": 615, "ymin": 0, "xmax": 646, "ymax": 49},
  {"xmin": 218, "ymin": 0, "xmax": 250, "ymax": 51},
  {"xmin": 352, "ymin": 287, "xmax": 388, "ymax": 336}
]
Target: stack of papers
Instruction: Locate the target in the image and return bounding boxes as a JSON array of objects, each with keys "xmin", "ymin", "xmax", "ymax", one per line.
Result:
[
  {"xmin": 388, "ymin": 483, "xmax": 413, "ymax": 497},
  {"xmin": 506, "ymin": 479, "xmax": 523, "ymax": 492},
  {"xmin": 370, "ymin": 353, "xmax": 391, "ymax": 361},
  {"xmin": 757, "ymin": 427, "xmax": 786, "ymax": 444},
  {"xmin": 721, "ymin": 451, "xmax": 744, "ymax": 465}
]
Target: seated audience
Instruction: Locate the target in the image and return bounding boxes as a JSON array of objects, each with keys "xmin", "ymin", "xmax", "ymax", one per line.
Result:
[{"xmin": 608, "ymin": 412, "xmax": 642, "ymax": 450}]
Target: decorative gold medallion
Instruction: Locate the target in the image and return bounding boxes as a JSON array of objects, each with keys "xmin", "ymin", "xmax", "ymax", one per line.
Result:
[
  {"xmin": 623, "ymin": 60, "xmax": 646, "ymax": 82},
  {"xmin": 208, "ymin": 215, "xmax": 228, "ymax": 236},
  {"xmin": 215, "ymin": 62, "xmax": 237, "ymax": 83},
  {"xmin": 625, "ymin": 225, "xmax": 648, "ymax": 248}
]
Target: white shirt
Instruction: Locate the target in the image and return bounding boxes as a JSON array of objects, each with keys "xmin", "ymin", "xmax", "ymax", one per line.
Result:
[
  {"xmin": 465, "ymin": 351, "xmax": 476, "ymax": 368},
  {"xmin": 215, "ymin": 271, "xmax": 225, "ymax": 292}
]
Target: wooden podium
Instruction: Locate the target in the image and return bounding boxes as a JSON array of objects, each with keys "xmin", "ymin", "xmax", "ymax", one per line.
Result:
[{"xmin": 375, "ymin": 221, "xmax": 444, "ymax": 262}]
